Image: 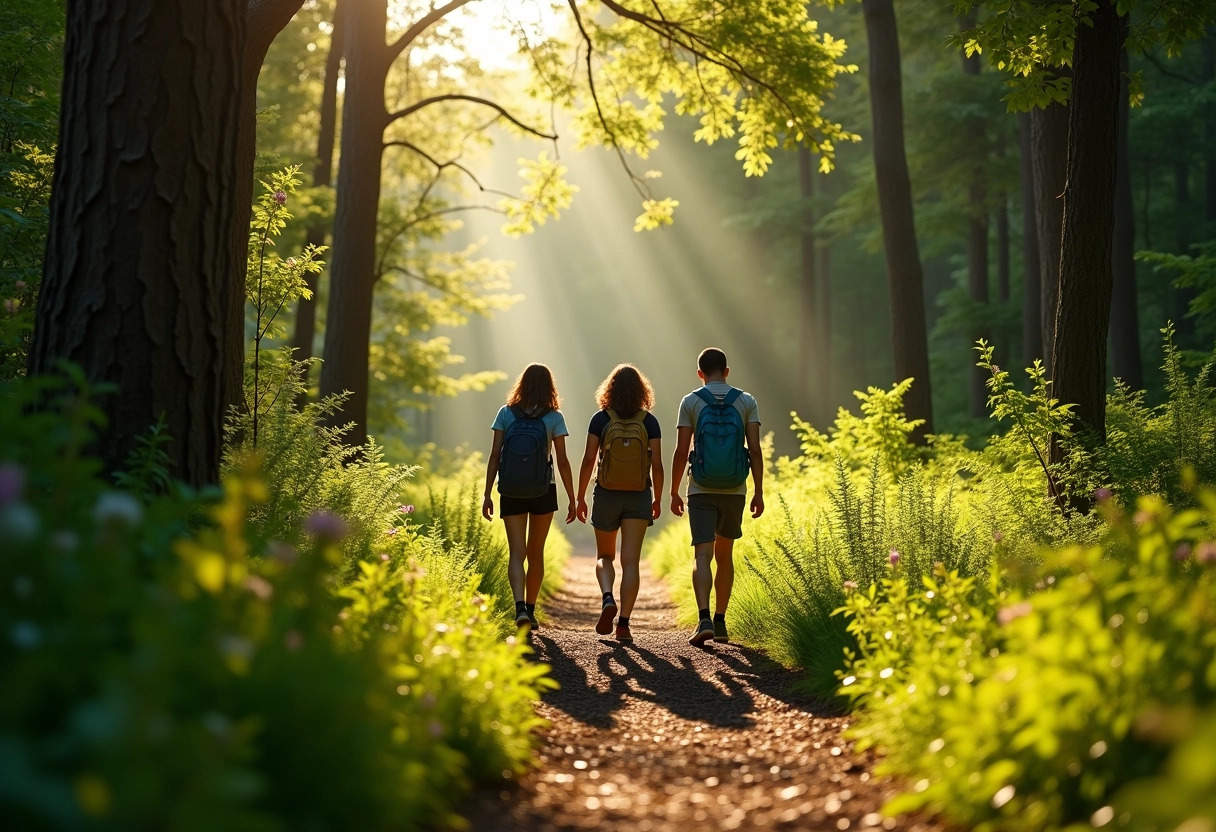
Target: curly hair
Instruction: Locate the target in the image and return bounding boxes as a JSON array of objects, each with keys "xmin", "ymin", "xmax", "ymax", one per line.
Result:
[
  {"xmin": 595, "ymin": 363, "xmax": 655, "ymax": 418},
  {"xmin": 506, "ymin": 363, "xmax": 561, "ymax": 412}
]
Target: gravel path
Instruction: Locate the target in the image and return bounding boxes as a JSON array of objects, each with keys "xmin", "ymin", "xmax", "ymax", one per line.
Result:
[{"xmin": 464, "ymin": 548, "xmax": 940, "ymax": 831}]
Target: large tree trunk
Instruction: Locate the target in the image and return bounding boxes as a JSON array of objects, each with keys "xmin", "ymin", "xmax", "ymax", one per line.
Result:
[
  {"xmin": 1031, "ymin": 96, "xmax": 1069, "ymax": 375},
  {"xmin": 1205, "ymin": 27, "xmax": 1216, "ymax": 223},
  {"xmin": 29, "ymin": 0, "xmax": 247, "ymax": 486},
  {"xmin": 862, "ymin": 0, "xmax": 934, "ymax": 441},
  {"xmin": 961, "ymin": 14, "xmax": 989, "ymax": 418},
  {"xmin": 1050, "ymin": 1, "xmax": 1123, "ymax": 462},
  {"xmin": 796, "ymin": 144, "xmax": 821, "ymax": 424},
  {"xmin": 292, "ymin": 0, "xmax": 344, "ymax": 369},
  {"xmin": 1019, "ymin": 112, "xmax": 1043, "ymax": 370},
  {"xmin": 318, "ymin": 0, "xmax": 389, "ymax": 447},
  {"xmin": 1109, "ymin": 49, "xmax": 1142, "ymax": 389}
]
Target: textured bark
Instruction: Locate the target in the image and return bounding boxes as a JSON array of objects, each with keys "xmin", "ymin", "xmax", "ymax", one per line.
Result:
[
  {"xmin": 796, "ymin": 144, "xmax": 821, "ymax": 423},
  {"xmin": 1109, "ymin": 49, "xmax": 1142, "ymax": 390},
  {"xmin": 318, "ymin": 0, "xmax": 390, "ymax": 447},
  {"xmin": 1050, "ymin": 1, "xmax": 1123, "ymax": 461},
  {"xmin": 1019, "ymin": 113, "xmax": 1043, "ymax": 369},
  {"xmin": 29, "ymin": 0, "xmax": 246, "ymax": 486},
  {"xmin": 291, "ymin": 0, "xmax": 344, "ymax": 368},
  {"xmin": 862, "ymin": 0, "xmax": 934, "ymax": 441},
  {"xmin": 1031, "ymin": 97, "xmax": 1069, "ymax": 375},
  {"xmin": 960, "ymin": 14, "xmax": 989, "ymax": 417}
]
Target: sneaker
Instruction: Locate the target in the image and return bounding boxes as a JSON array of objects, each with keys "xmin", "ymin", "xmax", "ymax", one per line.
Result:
[
  {"xmin": 527, "ymin": 609, "xmax": 541, "ymax": 630},
  {"xmin": 713, "ymin": 618, "xmax": 729, "ymax": 643},
  {"xmin": 615, "ymin": 623, "xmax": 633, "ymax": 644},
  {"xmin": 596, "ymin": 598, "xmax": 618, "ymax": 635},
  {"xmin": 515, "ymin": 609, "xmax": 532, "ymax": 630},
  {"xmin": 689, "ymin": 617, "xmax": 715, "ymax": 647}
]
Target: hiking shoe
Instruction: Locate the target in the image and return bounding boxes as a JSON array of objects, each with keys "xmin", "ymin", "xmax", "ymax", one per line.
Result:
[
  {"xmin": 689, "ymin": 617, "xmax": 715, "ymax": 647},
  {"xmin": 515, "ymin": 609, "xmax": 532, "ymax": 631},
  {"xmin": 615, "ymin": 623, "xmax": 633, "ymax": 644},
  {"xmin": 527, "ymin": 609, "xmax": 541, "ymax": 630},
  {"xmin": 596, "ymin": 598, "xmax": 618, "ymax": 635},
  {"xmin": 713, "ymin": 618, "xmax": 729, "ymax": 643}
]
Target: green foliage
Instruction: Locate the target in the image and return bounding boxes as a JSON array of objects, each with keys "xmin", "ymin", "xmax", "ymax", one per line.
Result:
[
  {"xmin": 0, "ymin": 142, "xmax": 53, "ymax": 378},
  {"xmin": 838, "ymin": 490, "xmax": 1216, "ymax": 830},
  {"xmin": 1139, "ymin": 242, "xmax": 1216, "ymax": 347},
  {"xmin": 0, "ymin": 368, "xmax": 552, "ymax": 830}
]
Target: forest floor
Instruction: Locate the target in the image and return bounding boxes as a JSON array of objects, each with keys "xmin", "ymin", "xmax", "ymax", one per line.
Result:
[{"xmin": 462, "ymin": 548, "xmax": 944, "ymax": 831}]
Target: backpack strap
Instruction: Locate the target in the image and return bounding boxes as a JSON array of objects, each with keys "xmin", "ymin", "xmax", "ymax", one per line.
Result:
[
  {"xmin": 722, "ymin": 388, "xmax": 743, "ymax": 408},
  {"xmin": 694, "ymin": 387, "xmax": 742, "ymax": 409}
]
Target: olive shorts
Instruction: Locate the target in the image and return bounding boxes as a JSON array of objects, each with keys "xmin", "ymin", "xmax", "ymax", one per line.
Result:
[{"xmin": 591, "ymin": 485, "xmax": 654, "ymax": 531}]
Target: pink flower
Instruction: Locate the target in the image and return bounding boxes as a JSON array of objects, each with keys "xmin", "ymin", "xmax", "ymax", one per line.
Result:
[
  {"xmin": 1174, "ymin": 542, "xmax": 1192, "ymax": 562},
  {"xmin": 997, "ymin": 601, "xmax": 1033, "ymax": 625},
  {"xmin": 272, "ymin": 190, "xmax": 288, "ymax": 205},
  {"xmin": 385, "ymin": 527, "xmax": 398, "ymax": 536},
  {"xmin": 0, "ymin": 463, "xmax": 25, "ymax": 506},
  {"xmin": 3, "ymin": 298, "xmax": 18, "ymax": 315},
  {"xmin": 1197, "ymin": 542, "xmax": 1216, "ymax": 565},
  {"xmin": 428, "ymin": 719, "xmax": 444, "ymax": 739},
  {"xmin": 843, "ymin": 580, "xmax": 858, "ymax": 592},
  {"xmin": 398, "ymin": 504, "xmax": 415, "ymax": 514},
  {"xmin": 889, "ymin": 549, "xmax": 901, "ymax": 566},
  {"xmin": 285, "ymin": 257, "xmax": 296, "ymax": 267},
  {"xmin": 268, "ymin": 540, "xmax": 297, "ymax": 565},
  {"xmin": 284, "ymin": 630, "xmax": 304, "ymax": 651},
  {"xmin": 14, "ymin": 280, "xmax": 26, "ymax": 290},
  {"xmin": 379, "ymin": 552, "xmax": 390, "ymax": 562},
  {"xmin": 993, "ymin": 530, "xmax": 1004, "ymax": 543},
  {"xmin": 243, "ymin": 575, "xmax": 273, "ymax": 599},
  {"xmin": 305, "ymin": 510, "xmax": 348, "ymax": 541},
  {"xmin": 1093, "ymin": 487, "xmax": 1113, "ymax": 504}
]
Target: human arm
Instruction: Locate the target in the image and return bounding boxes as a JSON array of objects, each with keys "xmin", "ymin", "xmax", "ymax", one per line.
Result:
[
  {"xmin": 553, "ymin": 435, "xmax": 577, "ymax": 524},
  {"xmin": 746, "ymin": 421, "xmax": 764, "ymax": 519},
  {"xmin": 669, "ymin": 425, "xmax": 692, "ymax": 516},
  {"xmin": 649, "ymin": 438, "xmax": 664, "ymax": 520},
  {"xmin": 482, "ymin": 429, "xmax": 504, "ymax": 520},
  {"xmin": 575, "ymin": 433, "xmax": 599, "ymax": 523}
]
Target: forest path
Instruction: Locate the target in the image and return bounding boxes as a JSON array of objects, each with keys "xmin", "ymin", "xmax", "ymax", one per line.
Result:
[{"xmin": 463, "ymin": 547, "xmax": 938, "ymax": 831}]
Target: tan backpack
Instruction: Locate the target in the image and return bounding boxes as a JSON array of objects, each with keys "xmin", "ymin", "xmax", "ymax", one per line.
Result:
[{"xmin": 596, "ymin": 410, "xmax": 650, "ymax": 491}]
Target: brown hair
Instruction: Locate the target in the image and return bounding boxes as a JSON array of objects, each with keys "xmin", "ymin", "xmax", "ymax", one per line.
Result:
[
  {"xmin": 595, "ymin": 363, "xmax": 655, "ymax": 418},
  {"xmin": 697, "ymin": 347, "xmax": 728, "ymax": 376},
  {"xmin": 506, "ymin": 363, "xmax": 561, "ymax": 412}
]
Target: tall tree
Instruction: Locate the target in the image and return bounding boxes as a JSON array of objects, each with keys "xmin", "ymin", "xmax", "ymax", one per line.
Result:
[
  {"xmin": 29, "ymin": 0, "xmax": 246, "ymax": 485},
  {"xmin": 1109, "ymin": 46, "xmax": 1143, "ymax": 389},
  {"xmin": 1031, "ymin": 96, "xmax": 1069, "ymax": 373},
  {"xmin": 1018, "ymin": 112, "xmax": 1043, "ymax": 369},
  {"xmin": 861, "ymin": 0, "xmax": 934, "ymax": 440}
]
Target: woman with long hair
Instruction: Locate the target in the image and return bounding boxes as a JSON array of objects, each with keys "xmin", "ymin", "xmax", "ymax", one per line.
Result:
[
  {"xmin": 575, "ymin": 363, "xmax": 663, "ymax": 643},
  {"xmin": 483, "ymin": 363, "xmax": 576, "ymax": 631}
]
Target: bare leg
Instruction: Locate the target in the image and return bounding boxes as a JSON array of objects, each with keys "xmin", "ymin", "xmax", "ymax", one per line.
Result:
[
  {"xmin": 617, "ymin": 518, "xmax": 648, "ymax": 619},
  {"xmin": 524, "ymin": 511, "xmax": 554, "ymax": 604},
  {"xmin": 594, "ymin": 527, "xmax": 618, "ymax": 596},
  {"xmin": 713, "ymin": 536, "xmax": 735, "ymax": 615},
  {"xmin": 503, "ymin": 514, "xmax": 528, "ymax": 603},
  {"xmin": 691, "ymin": 541, "xmax": 715, "ymax": 613}
]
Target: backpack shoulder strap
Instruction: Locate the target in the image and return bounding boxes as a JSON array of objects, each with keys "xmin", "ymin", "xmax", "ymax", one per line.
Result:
[
  {"xmin": 722, "ymin": 388, "xmax": 743, "ymax": 408},
  {"xmin": 606, "ymin": 408, "xmax": 620, "ymax": 422},
  {"xmin": 693, "ymin": 387, "xmax": 719, "ymax": 408},
  {"xmin": 508, "ymin": 404, "xmax": 524, "ymax": 420}
]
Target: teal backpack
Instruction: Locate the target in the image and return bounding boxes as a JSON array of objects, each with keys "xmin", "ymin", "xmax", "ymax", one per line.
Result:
[{"xmin": 690, "ymin": 387, "xmax": 749, "ymax": 489}]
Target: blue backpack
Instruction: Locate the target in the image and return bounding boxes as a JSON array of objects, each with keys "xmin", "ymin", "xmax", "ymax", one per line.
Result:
[
  {"xmin": 497, "ymin": 406, "xmax": 552, "ymax": 498},
  {"xmin": 691, "ymin": 387, "xmax": 749, "ymax": 489}
]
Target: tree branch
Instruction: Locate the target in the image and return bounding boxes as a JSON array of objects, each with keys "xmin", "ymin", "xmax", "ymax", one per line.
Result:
[
  {"xmin": 388, "ymin": 0, "xmax": 479, "ymax": 61},
  {"xmin": 386, "ymin": 94, "xmax": 558, "ymax": 139},
  {"xmin": 1142, "ymin": 50, "xmax": 1198, "ymax": 85},
  {"xmin": 383, "ymin": 139, "xmax": 520, "ymax": 201}
]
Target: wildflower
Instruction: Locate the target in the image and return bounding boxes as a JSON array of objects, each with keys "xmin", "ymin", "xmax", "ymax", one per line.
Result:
[
  {"xmin": 385, "ymin": 527, "xmax": 398, "ymax": 536},
  {"xmin": 379, "ymin": 552, "xmax": 390, "ymax": 562},
  {"xmin": 1197, "ymin": 541, "xmax": 1216, "ymax": 565},
  {"xmin": 1174, "ymin": 542, "xmax": 1192, "ymax": 562},
  {"xmin": 993, "ymin": 530, "xmax": 1004, "ymax": 543},
  {"xmin": 286, "ymin": 257, "xmax": 297, "ymax": 267},
  {"xmin": 14, "ymin": 280, "xmax": 26, "ymax": 290},
  {"xmin": 93, "ymin": 492, "xmax": 143, "ymax": 528},
  {"xmin": 398, "ymin": 504, "xmax": 415, "ymax": 514},
  {"xmin": 3, "ymin": 298, "xmax": 18, "ymax": 315},
  {"xmin": 268, "ymin": 540, "xmax": 297, "ymax": 564},
  {"xmin": 843, "ymin": 580, "xmax": 858, "ymax": 592},
  {"xmin": 888, "ymin": 549, "xmax": 901, "ymax": 566},
  {"xmin": 272, "ymin": 190, "xmax": 288, "ymax": 205},
  {"xmin": 997, "ymin": 601, "xmax": 1032, "ymax": 625},
  {"xmin": 0, "ymin": 462, "xmax": 25, "ymax": 505},
  {"xmin": 1133, "ymin": 509, "xmax": 1152, "ymax": 527},
  {"xmin": 284, "ymin": 630, "xmax": 304, "ymax": 651},
  {"xmin": 991, "ymin": 364, "xmax": 1001, "ymax": 375},
  {"xmin": 1093, "ymin": 487, "xmax": 1113, "ymax": 504},
  {"xmin": 428, "ymin": 719, "xmax": 445, "ymax": 739},
  {"xmin": 305, "ymin": 510, "xmax": 349, "ymax": 541},
  {"xmin": 243, "ymin": 575, "xmax": 273, "ymax": 599},
  {"xmin": 1, "ymin": 503, "xmax": 40, "ymax": 542}
]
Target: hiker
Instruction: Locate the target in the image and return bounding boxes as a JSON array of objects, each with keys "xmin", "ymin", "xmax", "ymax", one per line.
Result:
[
  {"xmin": 575, "ymin": 364, "xmax": 664, "ymax": 644},
  {"xmin": 482, "ymin": 363, "xmax": 577, "ymax": 631},
  {"xmin": 669, "ymin": 347, "xmax": 764, "ymax": 646}
]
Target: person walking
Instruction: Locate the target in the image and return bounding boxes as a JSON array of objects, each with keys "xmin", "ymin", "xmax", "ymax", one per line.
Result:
[
  {"xmin": 669, "ymin": 347, "xmax": 764, "ymax": 646},
  {"xmin": 482, "ymin": 363, "xmax": 576, "ymax": 631},
  {"xmin": 575, "ymin": 364, "xmax": 664, "ymax": 644}
]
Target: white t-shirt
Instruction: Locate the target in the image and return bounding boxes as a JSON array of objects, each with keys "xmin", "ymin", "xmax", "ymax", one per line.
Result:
[{"xmin": 676, "ymin": 382, "xmax": 760, "ymax": 496}]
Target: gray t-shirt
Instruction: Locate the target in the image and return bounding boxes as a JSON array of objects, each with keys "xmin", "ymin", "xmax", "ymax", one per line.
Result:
[{"xmin": 676, "ymin": 382, "xmax": 760, "ymax": 496}]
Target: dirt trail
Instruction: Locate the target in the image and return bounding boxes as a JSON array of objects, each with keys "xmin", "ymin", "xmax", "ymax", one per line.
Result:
[{"xmin": 464, "ymin": 549, "xmax": 938, "ymax": 831}]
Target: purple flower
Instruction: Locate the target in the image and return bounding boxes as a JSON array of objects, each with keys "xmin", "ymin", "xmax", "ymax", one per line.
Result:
[
  {"xmin": 305, "ymin": 510, "xmax": 348, "ymax": 541},
  {"xmin": 1197, "ymin": 541, "xmax": 1216, "ymax": 565},
  {"xmin": 997, "ymin": 601, "xmax": 1033, "ymax": 625},
  {"xmin": 268, "ymin": 540, "xmax": 297, "ymax": 565},
  {"xmin": 272, "ymin": 190, "xmax": 288, "ymax": 205},
  {"xmin": 398, "ymin": 504, "xmax": 415, "ymax": 514},
  {"xmin": 888, "ymin": 549, "xmax": 901, "ymax": 566},
  {"xmin": 1174, "ymin": 542, "xmax": 1192, "ymax": 562},
  {"xmin": 1093, "ymin": 487, "xmax": 1113, "ymax": 504},
  {"xmin": 0, "ymin": 463, "xmax": 25, "ymax": 506}
]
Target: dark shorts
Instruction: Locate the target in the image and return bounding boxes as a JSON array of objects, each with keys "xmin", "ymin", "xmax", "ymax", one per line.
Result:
[
  {"xmin": 499, "ymin": 483, "xmax": 558, "ymax": 517},
  {"xmin": 591, "ymin": 485, "xmax": 654, "ymax": 531},
  {"xmin": 687, "ymin": 493, "xmax": 746, "ymax": 545}
]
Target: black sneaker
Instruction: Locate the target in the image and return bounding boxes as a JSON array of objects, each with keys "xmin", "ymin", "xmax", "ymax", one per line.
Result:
[
  {"xmin": 713, "ymin": 618, "xmax": 729, "ymax": 643},
  {"xmin": 596, "ymin": 598, "xmax": 618, "ymax": 635},
  {"xmin": 527, "ymin": 608, "xmax": 541, "ymax": 630},
  {"xmin": 515, "ymin": 607, "xmax": 532, "ymax": 631},
  {"xmin": 689, "ymin": 617, "xmax": 715, "ymax": 646}
]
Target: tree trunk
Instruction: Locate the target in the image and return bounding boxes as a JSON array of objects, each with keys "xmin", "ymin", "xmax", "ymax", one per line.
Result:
[
  {"xmin": 819, "ymin": 243, "xmax": 833, "ymax": 415},
  {"xmin": 29, "ymin": 0, "xmax": 246, "ymax": 486},
  {"xmin": 1050, "ymin": 0, "xmax": 1123, "ymax": 462},
  {"xmin": 997, "ymin": 195, "xmax": 1010, "ymax": 303},
  {"xmin": 1109, "ymin": 48, "xmax": 1142, "ymax": 390},
  {"xmin": 291, "ymin": 0, "xmax": 344, "ymax": 369},
  {"xmin": 1031, "ymin": 96, "xmax": 1069, "ymax": 375},
  {"xmin": 1204, "ymin": 27, "xmax": 1216, "ymax": 223},
  {"xmin": 317, "ymin": 0, "xmax": 389, "ymax": 447},
  {"xmin": 960, "ymin": 14, "xmax": 989, "ymax": 418},
  {"xmin": 862, "ymin": 0, "xmax": 934, "ymax": 440},
  {"xmin": 1019, "ymin": 112, "xmax": 1043, "ymax": 370},
  {"xmin": 797, "ymin": 144, "xmax": 821, "ymax": 424}
]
